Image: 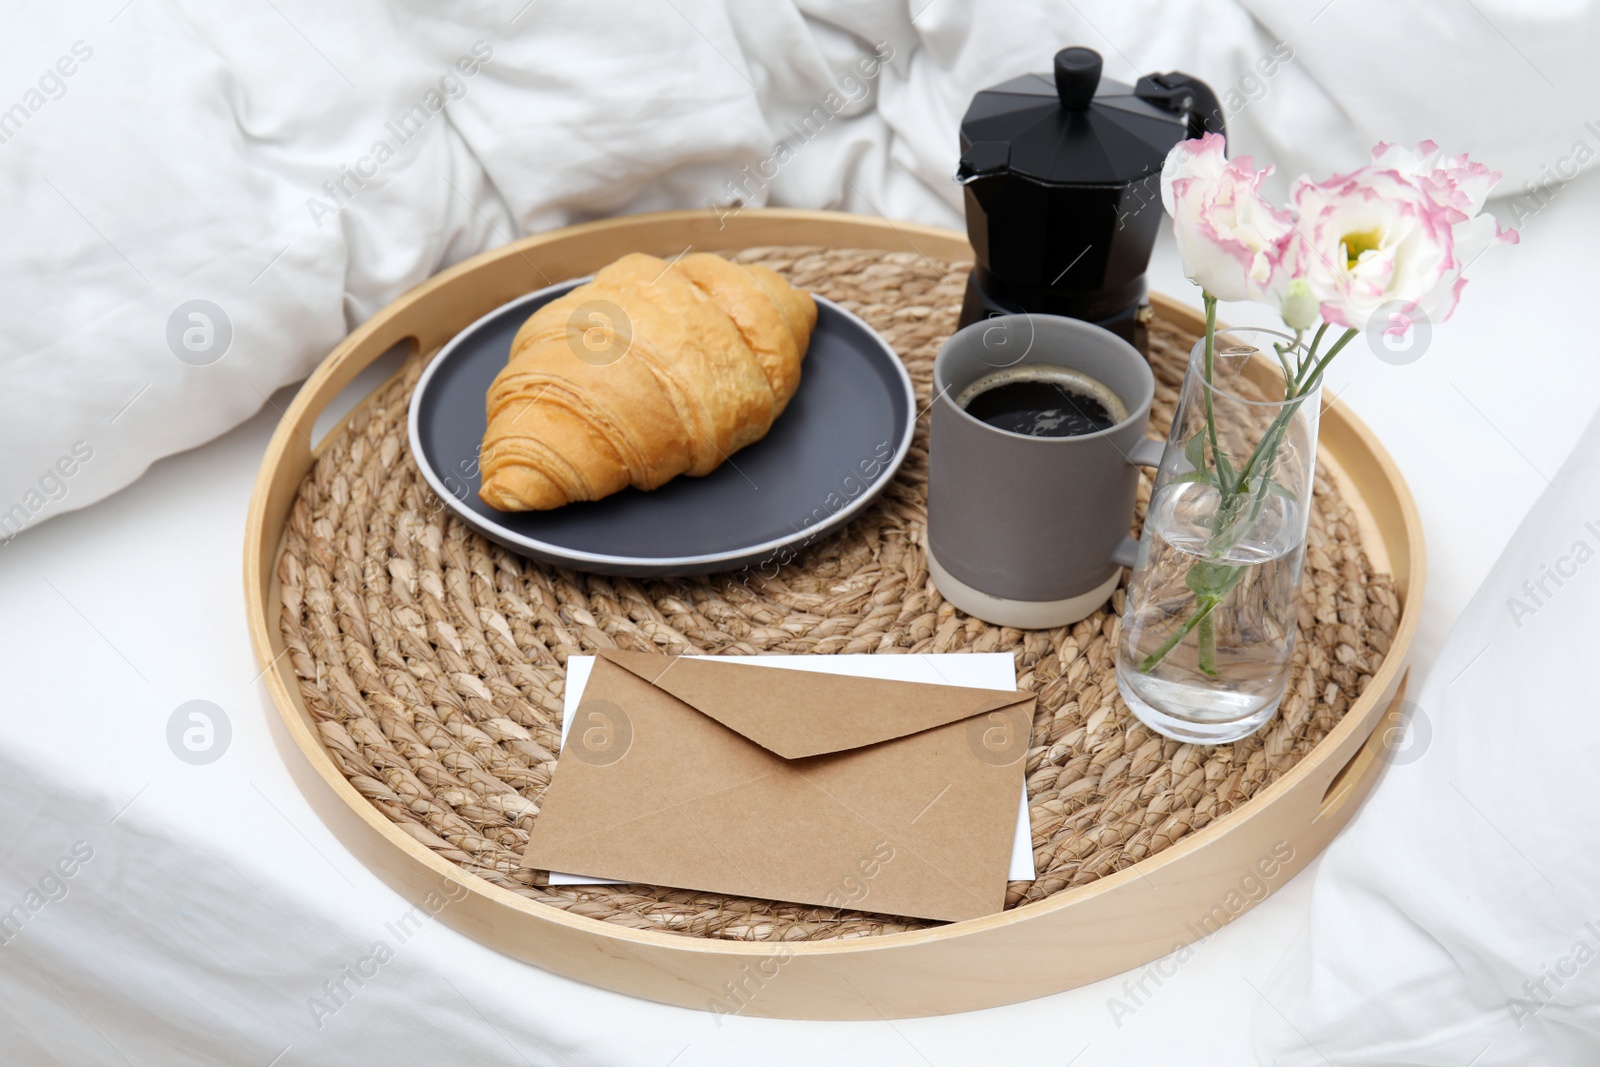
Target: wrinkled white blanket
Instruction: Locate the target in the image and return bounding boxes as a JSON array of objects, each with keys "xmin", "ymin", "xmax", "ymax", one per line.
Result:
[
  {"xmin": 1253, "ymin": 405, "xmax": 1600, "ymax": 1066},
  {"xmin": 1, "ymin": 0, "xmax": 1593, "ymax": 541}
]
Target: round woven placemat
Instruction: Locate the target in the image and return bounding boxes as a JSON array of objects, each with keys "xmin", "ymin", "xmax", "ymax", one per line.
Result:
[{"xmin": 275, "ymin": 246, "xmax": 1398, "ymax": 940}]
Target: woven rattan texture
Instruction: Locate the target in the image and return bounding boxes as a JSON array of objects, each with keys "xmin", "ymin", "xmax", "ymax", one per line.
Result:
[{"xmin": 276, "ymin": 247, "xmax": 1398, "ymax": 940}]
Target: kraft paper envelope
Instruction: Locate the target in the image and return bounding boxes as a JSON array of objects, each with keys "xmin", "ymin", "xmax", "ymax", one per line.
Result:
[
  {"xmin": 523, "ymin": 650, "xmax": 1036, "ymax": 923},
  {"xmin": 545, "ymin": 653, "xmax": 1036, "ymax": 885}
]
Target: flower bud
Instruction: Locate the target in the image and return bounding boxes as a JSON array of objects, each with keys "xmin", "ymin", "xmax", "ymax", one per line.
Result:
[{"xmin": 1280, "ymin": 278, "xmax": 1320, "ymax": 331}]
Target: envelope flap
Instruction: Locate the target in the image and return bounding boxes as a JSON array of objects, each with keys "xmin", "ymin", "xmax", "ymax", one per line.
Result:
[{"xmin": 598, "ymin": 651, "xmax": 1030, "ymax": 759}]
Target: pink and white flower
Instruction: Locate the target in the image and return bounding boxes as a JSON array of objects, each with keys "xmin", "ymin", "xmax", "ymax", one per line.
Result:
[
  {"xmin": 1283, "ymin": 141, "xmax": 1518, "ymax": 331},
  {"xmin": 1372, "ymin": 140, "xmax": 1502, "ymax": 219},
  {"xmin": 1160, "ymin": 133, "xmax": 1293, "ymax": 303}
]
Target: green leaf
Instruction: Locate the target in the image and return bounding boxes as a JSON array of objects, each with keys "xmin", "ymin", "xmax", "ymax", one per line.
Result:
[
  {"xmin": 1214, "ymin": 447, "xmax": 1236, "ymax": 492},
  {"xmin": 1185, "ymin": 560, "xmax": 1239, "ymax": 599},
  {"xmin": 1184, "ymin": 431, "xmax": 1206, "ymax": 470},
  {"xmin": 1267, "ymin": 480, "xmax": 1298, "ymax": 501},
  {"xmin": 1169, "ymin": 470, "xmax": 1213, "ymax": 486}
]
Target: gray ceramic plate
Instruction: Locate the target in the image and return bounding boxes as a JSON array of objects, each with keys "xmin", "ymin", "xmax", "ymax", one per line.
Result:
[{"xmin": 407, "ymin": 278, "xmax": 915, "ymax": 577}]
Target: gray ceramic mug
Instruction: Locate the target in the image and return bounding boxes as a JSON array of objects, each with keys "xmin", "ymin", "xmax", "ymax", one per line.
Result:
[{"xmin": 925, "ymin": 314, "xmax": 1163, "ymax": 629}]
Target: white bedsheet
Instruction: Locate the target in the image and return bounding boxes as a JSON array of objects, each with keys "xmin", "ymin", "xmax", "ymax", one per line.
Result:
[
  {"xmin": 1252, "ymin": 369, "xmax": 1600, "ymax": 1066},
  {"xmin": 5, "ymin": 1, "xmax": 1600, "ymax": 1063}
]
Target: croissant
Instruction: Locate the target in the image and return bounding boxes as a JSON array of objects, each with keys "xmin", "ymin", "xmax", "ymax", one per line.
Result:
[{"xmin": 478, "ymin": 252, "xmax": 816, "ymax": 511}]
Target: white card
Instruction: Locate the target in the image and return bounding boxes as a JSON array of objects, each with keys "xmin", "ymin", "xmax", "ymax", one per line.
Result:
[{"xmin": 547, "ymin": 653, "xmax": 1036, "ymax": 886}]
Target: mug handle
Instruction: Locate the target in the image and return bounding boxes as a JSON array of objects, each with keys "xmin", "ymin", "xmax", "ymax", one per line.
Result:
[{"xmin": 1110, "ymin": 439, "xmax": 1167, "ymax": 568}]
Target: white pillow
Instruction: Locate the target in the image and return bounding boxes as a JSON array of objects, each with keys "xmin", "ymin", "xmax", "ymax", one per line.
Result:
[
  {"xmin": 8, "ymin": 0, "xmax": 1598, "ymax": 539},
  {"xmin": 1253, "ymin": 410, "xmax": 1600, "ymax": 1064}
]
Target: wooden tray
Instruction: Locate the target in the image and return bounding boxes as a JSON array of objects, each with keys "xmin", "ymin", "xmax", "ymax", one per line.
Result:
[{"xmin": 244, "ymin": 209, "xmax": 1423, "ymax": 1019}]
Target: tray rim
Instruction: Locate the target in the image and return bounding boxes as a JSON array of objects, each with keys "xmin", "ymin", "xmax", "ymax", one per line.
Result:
[
  {"xmin": 406, "ymin": 279, "xmax": 917, "ymax": 574},
  {"xmin": 243, "ymin": 208, "xmax": 1425, "ymax": 1018}
]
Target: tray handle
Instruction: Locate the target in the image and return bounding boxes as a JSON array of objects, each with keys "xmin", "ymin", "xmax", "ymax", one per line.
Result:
[{"xmin": 1316, "ymin": 673, "xmax": 1411, "ymax": 823}]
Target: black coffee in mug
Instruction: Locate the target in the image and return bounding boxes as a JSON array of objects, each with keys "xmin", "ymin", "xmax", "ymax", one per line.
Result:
[{"xmin": 955, "ymin": 365, "xmax": 1129, "ymax": 438}]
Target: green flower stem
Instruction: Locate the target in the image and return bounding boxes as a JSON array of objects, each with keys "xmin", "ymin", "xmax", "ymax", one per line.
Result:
[
  {"xmin": 1294, "ymin": 327, "xmax": 1359, "ymax": 394},
  {"xmin": 1272, "ymin": 335, "xmax": 1299, "ymax": 398},
  {"xmin": 1137, "ymin": 564, "xmax": 1247, "ymax": 675},
  {"xmin": 1138, "ymin": 595, "xmax": 1220, "ymax": 673},
  {"xmin": 1303, "ymin": 321, "xmax": 1331, "ymax": 381},
  {"xmin": 1218, "ymin": 328, "xmax": 1356, "ymax": 515},
  {"xmin": 1197, "ymin": 613, "xmax": 1218, "ymax": 676},
  {"xmin": 1135, "ymin": 319, "xmax": 1359, "ymax": 678},
  {"xmin": 1200, "ymin": 295, "xmax": 1228, "ymax": 493}
]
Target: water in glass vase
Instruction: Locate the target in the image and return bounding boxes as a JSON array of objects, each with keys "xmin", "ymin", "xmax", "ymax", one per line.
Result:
[{"xmin": 1117, "ymin": 478, "xmax": 1306, "ymax": 742}]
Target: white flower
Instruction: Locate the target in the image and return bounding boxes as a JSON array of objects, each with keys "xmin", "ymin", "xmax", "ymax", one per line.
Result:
[
  {"xmin": 1160, "ymin": 133, "xmax": 1294, "ymax": 303},
  {"xmin": 1284, "ymin": 141, "xmax": 1518, "ymax": 331}
]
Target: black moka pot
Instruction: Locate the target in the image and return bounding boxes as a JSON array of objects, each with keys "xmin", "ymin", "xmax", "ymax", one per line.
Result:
[{"xmin": 956, "ymin": 47, "xmax": 1225, "ymax": 353}]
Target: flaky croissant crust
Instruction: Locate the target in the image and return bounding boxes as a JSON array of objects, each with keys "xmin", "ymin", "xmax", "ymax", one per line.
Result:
[{"xmin": 479, "ymin": 252, "xmax": 816, "ymax": 511}]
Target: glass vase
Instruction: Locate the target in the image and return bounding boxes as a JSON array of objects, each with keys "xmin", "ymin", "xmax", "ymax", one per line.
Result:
[{"xmin": 1116, "ymin": 327, "xmax": 1321, "ymax": 744}]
